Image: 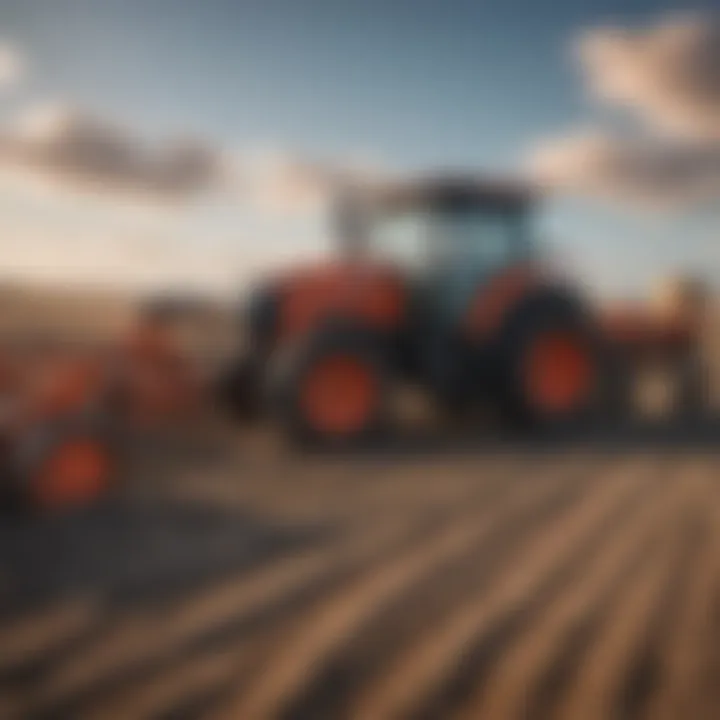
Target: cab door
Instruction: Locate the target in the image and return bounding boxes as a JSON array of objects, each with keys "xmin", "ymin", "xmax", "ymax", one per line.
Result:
[{"xmin": 422, "ymin": 207, "xmax": 531, "ymax": 329}]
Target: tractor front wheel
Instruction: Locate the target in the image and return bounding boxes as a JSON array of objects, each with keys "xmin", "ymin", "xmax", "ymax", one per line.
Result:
[
  {"xmin": 498, "ymin": 302, "xmax": 606, "ymax": 432},
  {"xmin": 12, "ymin": 417, "xmax": 117, "ymax": 512},
  {"xmin": 271, "ymin": 327, "xmax": 389, "ymax": 448}
]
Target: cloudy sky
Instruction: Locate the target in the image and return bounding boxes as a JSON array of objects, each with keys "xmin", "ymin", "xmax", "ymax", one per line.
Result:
[{"xmin": 0, "ymin": 0, "xmax": 718, "ymax": 296}]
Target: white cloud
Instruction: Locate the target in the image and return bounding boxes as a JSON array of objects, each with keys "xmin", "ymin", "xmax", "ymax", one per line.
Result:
[
  {"xmin": 577, "ymin": 14, "xmax": 720, "ymax": 140},
  {"xmin": 0, "ymin": 41, "xmax": 23, "ymax": 88},
  {"xmin": 244, "ymin": 149, "xmax": 391, "ymax": 214},
  {"xmin": 528, "ymin": 13, "xmax": 720, "ymax": 208},
  {"xmin": 0, "ymin": 103, "xmax": 232, "ymax": 201},
  {"xmin": 528, "ymin": 129, "xmax": 720, "ymax": 207},
  {"xmin": 0, "ymin": 103, "xmax": 389, "ymax": 214}
]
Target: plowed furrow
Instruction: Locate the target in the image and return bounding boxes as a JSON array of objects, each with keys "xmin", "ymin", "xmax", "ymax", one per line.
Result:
[
  {"xmin": 20, "ymin": 458, "xmax": 536, "ymax": 716},
  {"xmin": 636, "ymin": 462, "xmax": 720, "ymax": 720},
  {"xmin": 552, "ymin": 503, "xmax": 701, "ymax": 720},
  {"xmin": 464, "ymin": 460, "xmax": 711, "ymax": 720},
  {"xmin": 3, "ymin": 451, "xmax": 720, "ymax": 720},
  {"xmin": 279, "ymin": 460, "xmax": 614, "ymax": 720},
  {"xmin": 211, "ymin": 459, "xmax": 596, "ymax": 719},
  {"xmin": 348, "ymin": 457, "xmax": 661, "ymax": 720}
]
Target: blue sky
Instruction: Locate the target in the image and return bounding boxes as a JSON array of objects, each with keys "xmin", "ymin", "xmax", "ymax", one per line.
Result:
[
  {"xmin": 1, "ymin": 0, "xmax": 673, "ymax": 161},
  {"xmin": 0, "ymin": 0, "xmax": 718, "ymax": 296}
]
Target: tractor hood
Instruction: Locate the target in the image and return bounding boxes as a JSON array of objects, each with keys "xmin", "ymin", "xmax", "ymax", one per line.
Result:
[
  {"xmin": 460, "ymin": 260, "xmax": 574, "ymax": 339},
  {"xmin": 249, "ymin": 260, "xmax": 407, "ymax": 343}
]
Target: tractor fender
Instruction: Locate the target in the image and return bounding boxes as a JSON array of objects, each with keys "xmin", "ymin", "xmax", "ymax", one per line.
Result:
[
  {"xmin": 271, "ymin": 314, "xmax": 395, "ymax": 376},
  {"xmin": 470, "ymin": 283, "xmax": 591, "ymax": 378},
  {"xmin": 496, "ymin": 285, "xmax": 593, "ymax": 345},
  {"xmin": 268, "ymin": 317, "xmax": 391, "ymax": 396},
  {"xmin": 274, "ymin": 263, "xmax": 406, "ymax": 342},
  {"xmin": 462, "ymin": 263, "xmax": 542, "ymax": 341}
]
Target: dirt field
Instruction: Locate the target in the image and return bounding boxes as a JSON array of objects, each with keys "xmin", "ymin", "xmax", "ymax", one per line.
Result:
[
  {"xmin": 2, "ymin": 426, "xmax": 720, "ymax": 720},
  {"xmin": 1, "ymin": 285, "xmax": 720, "ymax": 719}
]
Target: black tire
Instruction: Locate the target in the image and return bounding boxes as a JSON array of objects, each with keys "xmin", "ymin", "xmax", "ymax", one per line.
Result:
[
  {"xmin": 9, "ymin": 414, "xmax": 118, "ymax": 512},
  {"xmin": 495, "ymin": 292, "xmax": 610, "ymax": 433},
  {"xmin": 214, "ymin": 354, "xmax": 265, "ymax": 422},
  {"xmin": 601, "ymin": 350, "xmax": 636, "ymax": 425},
  {"xmin": 672, "ymin": 351, "xmax": 707, "ymax": 421},
  {"xmin": 269, "ymin": 325, "xmax": 390, "ymax": 449}
]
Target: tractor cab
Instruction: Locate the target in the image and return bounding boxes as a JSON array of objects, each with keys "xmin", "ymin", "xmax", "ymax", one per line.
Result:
[{"xmin": 336, "ymin": 177, "xmax": 537, "ymax": 323}]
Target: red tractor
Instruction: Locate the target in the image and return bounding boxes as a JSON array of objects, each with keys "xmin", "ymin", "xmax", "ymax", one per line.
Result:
[
  {"xmin": 0, "ymin": 300, "xmax": 203, "ymax": 512},
  {"xmin": 219, "ymin": 175, "xmax": 705, "ymax": 446},
  {"xmin": 0, "ymin": 346, "xmax": 118, "ymax": 511}
]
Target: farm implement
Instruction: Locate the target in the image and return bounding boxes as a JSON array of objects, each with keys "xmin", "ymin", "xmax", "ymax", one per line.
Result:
[{"xmin": 0, "ymin": 300, "xmax": 202, "ymax": 511}]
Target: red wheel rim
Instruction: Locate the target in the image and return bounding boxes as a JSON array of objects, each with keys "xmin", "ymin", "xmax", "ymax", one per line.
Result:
[
  {"xmin": 524, "ymin": 330, "xmax": 594, "ymax": 414},
  {"xmin": 31, "ymin": 439, "xmax": 112, "ymax": 510},
  {"xmin": 301, "ymin": 354, "xmax": 377, "ymax": 436}
]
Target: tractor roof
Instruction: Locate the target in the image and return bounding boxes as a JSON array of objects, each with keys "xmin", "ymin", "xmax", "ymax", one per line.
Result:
[{"xmin": 365, "ymin": 175, "xmax": 535, "ymax": 212}]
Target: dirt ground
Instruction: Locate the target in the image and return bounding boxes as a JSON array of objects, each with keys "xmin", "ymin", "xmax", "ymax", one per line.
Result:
[
  {"xmin": 1, "ymin": 285, "xmax": 720, "ymax": 719},
  {"xmin": 2, "ymin": 423, "xmax": 720, "ymax": 720}
]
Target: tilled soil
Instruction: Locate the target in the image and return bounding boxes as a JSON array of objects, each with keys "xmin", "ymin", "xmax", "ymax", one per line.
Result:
[{"xmin": 1, "ymin": 426, "xmax": 720, "ymax": 720}]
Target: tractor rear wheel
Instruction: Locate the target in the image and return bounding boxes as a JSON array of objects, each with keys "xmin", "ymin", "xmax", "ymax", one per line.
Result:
[
  {"xmin": 271, "ymin": 327, "xmax": 389, "ymax": 448},
  {"xmin": 498, "ymin": 299, "xmax": 606, "ymax": 432}
]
